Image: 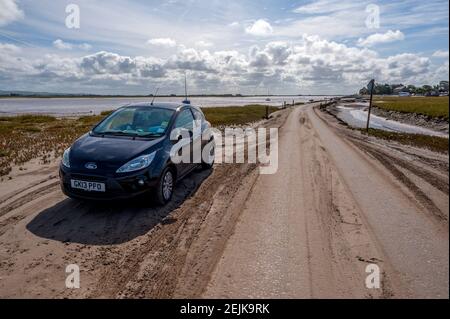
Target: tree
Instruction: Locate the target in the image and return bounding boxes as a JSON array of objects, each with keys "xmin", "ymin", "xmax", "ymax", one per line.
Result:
[
  {"xmin": 422, "ymin": 85, "xmax": 432, "ymax": 93},
  {"xmin": 407, "ymin": 85, "xmax": 416, "ymax": 93},
  {"xmin": 359, "ymin": 87, "xmax": 369, "ymax": 95}
]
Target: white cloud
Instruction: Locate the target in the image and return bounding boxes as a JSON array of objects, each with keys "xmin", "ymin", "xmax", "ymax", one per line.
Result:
[
  {"xmin": 0, "ymin": 0, "xmax": 23, "ymax": 26},
  {"xmin": 53, "ymin": 39, "xmax": 92, "ymax": 51},
  {"xmin": 432, "ymin": 50, "xmax": 449, "ymax": 58},
  {"xmin": 0, "ymin": 43, "xmax": 34, "ymax": 75},
  {"xmin": 286, "ymin": 1, "xmax": 447, "ymax": 41},
  {"xmin": 195, "ymin": 40, "xmax": 214, "ymax": 47},
  {"xmin": 275, "ymin": 11, "xmax": 367, "ymax": 39},
  {"xmin": 0, "ymin": 42, "xmax": 21, "ymax": 53},
  {"xmin": 293, "ymin": 0, "xmax": 359, "ymax": 14},
  {"xmin": 357, "ymin": 30, "xmax": 405, "ymax": 47},
  {"xmin": 245, "ymin": 19, "xmax": 273, "ymax": 36},
  {"xmin": 79, "ymin": 43, "xmax": 93, "ymax": 51},
  {"xmin": 147, "ymin": 38, "xmax": 177, "ymax": 47},
  {"xmin": 53, "ymin": 39, "xmax": 73, "ymax": 50},
  {"xmin": 2, "ymin": 33, "xmax": 443, "ymax": 95},
  {"xmin": 0, "ymin": 0, "xmax": 447, "ymax": 94}
]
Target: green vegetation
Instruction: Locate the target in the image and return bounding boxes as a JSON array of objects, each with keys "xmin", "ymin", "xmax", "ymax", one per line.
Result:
[
  {"xmin": 0, "ymin": 105, "xmax": 279, "ymax": 176},
  {"xmin": 0, "ymin": 114, "xmax": 105, "ymax": 176},
  {"xmin": 373, "ymin": 96, "xmax": 449, "ymax": 120},
  {"xmin": 202, "ymin": 104, "xmax": 278, "ymax": 126},
  {"xmin": 362, "ymin": 128, "xmax": 448, "ymax": 154},
  {"xmin": 359, "ymin": 81, "xmax": 448, "ymax": 96}
]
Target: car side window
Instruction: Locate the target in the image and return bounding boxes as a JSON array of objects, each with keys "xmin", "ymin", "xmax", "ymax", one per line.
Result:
[
  {"xmin": 174, "ymin": 109, "xmax": 195, "ymax": 130},
  {"xmin": 192, "ymin": 108, "xmax": 204, "ymax": 121}
]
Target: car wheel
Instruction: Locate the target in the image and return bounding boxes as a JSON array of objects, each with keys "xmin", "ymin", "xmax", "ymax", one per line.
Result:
[
  {"xmin": 201, "ymin": 143, "xmax": 215, "ymax": 170},
  {"xmin": 156, "ymin": 167, "xmax": 174, "ymax": 205}
]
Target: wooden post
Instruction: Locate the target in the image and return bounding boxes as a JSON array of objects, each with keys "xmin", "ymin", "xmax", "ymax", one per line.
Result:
[
  {"xmin": 265, "ymin": 105, "xmax": 269, "ymax": 119},
  {"xmin": 366, "ymin": 79, "xmax": 375, "ymax": 133}
]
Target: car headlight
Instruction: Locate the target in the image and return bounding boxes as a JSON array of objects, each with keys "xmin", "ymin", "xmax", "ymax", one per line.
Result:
[
  {"xmin": 62, "ymin": 148, "xmax": 71, "ymax": 168},
  {"xmin": 116, "ymin": 152, "xmax": 156, "ymax": 173}
]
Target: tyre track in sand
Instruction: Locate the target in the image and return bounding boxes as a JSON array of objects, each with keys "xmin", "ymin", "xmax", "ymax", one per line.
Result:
[
  {"xmin": 205, "ymin": 104, "xmax": 389, "ymax": 298},
  {"xmin": 0, "ymin": 109, "xmax": 291, "ymax": 298},
  {"xmin": 0, "ymin": 103, "xmax": 448, "ymax": 298},
  {"xmin": 205, "ymin": 103, "xmax": 448, "ymax": 298}
]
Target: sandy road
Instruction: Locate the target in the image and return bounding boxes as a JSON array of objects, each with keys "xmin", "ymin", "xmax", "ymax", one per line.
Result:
[
  {"xmin": 205, "ymin": 103, "xmax": 448, "ymax": 298},
  {"xmin": 0, "ymin": 103, "xmax": 448, "ymax": 298},
  {"xmin": 0, "ymin": 109, "xmax": 289, "ymax": 298}
]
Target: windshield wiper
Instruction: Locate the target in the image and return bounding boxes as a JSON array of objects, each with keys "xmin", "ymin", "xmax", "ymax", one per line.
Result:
[
  {"xmin": 96, "ymin": 131, "xmax": 138, "ymax": 137},
  {"xmin": 95, "ymin": 131, "xmax": 163, "ymax": 138},
  {"xmin": 141, "ymin": 133, "xmax": 164, "ymax": 138}
]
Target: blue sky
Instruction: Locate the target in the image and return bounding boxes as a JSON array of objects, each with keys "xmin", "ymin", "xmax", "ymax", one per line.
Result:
[{"xmin": 0, "ymin": 0, "xmax": 448, "ymax": 94}]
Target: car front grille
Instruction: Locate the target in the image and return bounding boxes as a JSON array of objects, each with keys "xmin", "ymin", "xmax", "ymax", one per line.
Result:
[{"xmin": 70, "ymin": 174, "xmax": 108, "ymax": 182}]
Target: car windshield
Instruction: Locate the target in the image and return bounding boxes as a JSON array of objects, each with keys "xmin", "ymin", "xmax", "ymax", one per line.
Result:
[{"xmin": 93, "ymin": 107, "xmax": 174, "ymax": 137}]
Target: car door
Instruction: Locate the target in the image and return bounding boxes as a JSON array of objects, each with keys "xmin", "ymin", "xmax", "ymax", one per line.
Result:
[
  {"xmin": 190, "ymin": 107, "xmax": 204, "ymax": 165},
  {"xmin": 192, "ymin": 107, "xmax": 213, "ymax": 160},
  {"xmin": 172, "ymin": 108, "xmax": 195, "ymax": 175}
]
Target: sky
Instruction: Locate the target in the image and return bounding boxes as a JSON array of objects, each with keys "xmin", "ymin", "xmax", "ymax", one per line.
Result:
[{"xmin": 0, "ymin": 0, "xmax": 448, "ymax": 95}]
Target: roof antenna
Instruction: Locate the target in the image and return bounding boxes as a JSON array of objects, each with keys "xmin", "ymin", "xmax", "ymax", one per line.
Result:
[
  {"xmin": 150, "ymin": 87, "xmax": 160, "ymax": 105},
  {"xmin": 182, "ymin": 71, "xmax": 190, "ymax": 104}
]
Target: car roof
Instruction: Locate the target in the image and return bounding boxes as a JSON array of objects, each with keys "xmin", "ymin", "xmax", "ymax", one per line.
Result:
[{"xmin": 124, "ymin": 102, "xmax": 192, "ymax": 111}]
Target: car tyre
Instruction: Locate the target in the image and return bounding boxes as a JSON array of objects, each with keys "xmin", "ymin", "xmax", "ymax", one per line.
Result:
[
  {"xmin": 155, "ymin": 167, "xmax": 174, "ymax": 205},
  {"xmin": 201, "ymin": 143, "xmax": 215, "ymax": 170}
]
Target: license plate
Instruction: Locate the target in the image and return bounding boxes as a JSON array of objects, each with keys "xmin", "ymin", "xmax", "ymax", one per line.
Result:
[{"xmin": 70, "ymin": 179, "xmax": 105, "ymax": 192}]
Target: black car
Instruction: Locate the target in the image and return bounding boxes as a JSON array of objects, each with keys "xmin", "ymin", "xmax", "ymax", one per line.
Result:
[{"xmin": 59, "ymin": 102, "xmax": 215, "ymax": 204}]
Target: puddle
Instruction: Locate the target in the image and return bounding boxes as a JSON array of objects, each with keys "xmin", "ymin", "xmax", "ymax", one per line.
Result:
[{"xmin": 336, "ymin": 104, "xmax": 448, "ymax": 138}]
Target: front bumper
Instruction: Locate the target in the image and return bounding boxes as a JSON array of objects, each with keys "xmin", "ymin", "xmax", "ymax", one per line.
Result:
[{"xmin": 59, "ymin": 166, "xmax": 159, "ymax": 200}]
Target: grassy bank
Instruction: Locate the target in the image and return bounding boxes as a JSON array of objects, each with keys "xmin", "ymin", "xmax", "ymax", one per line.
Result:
[
  {"xmin": 0, "ymin": 105, "xmax": 278, "ymax": 176},
  {"xmin": 202, "ymin": 104, "xmax": 278, "ymax": 126},
  {"xmin": 362, "ymin": 128, "xmax": 448, "ymax": 154},
  {"xmin": 373, "ymin": 96, "xmax": 449, "ymax": 120}
]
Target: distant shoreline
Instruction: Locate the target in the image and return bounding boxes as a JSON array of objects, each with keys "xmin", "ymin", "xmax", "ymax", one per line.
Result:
[{"xmin": 0, "ymin": 94, "xmax": 342, "ymax": 99}]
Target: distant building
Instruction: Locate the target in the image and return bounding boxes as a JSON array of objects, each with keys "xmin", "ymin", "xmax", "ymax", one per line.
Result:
[
  {"xmin": 398, "ymin": 91, "xmax": 411, "ymax": 97},
  {"xmin": 439, "ymin": 81, "xmax": 449, "ymax": 92},
  {"xmin": 425, "ymin": 90, "xmax": 440, "ymax": 97},
  {"xmin": 393, "ymin": 86, "xmax": 407, "ymax": 94}
]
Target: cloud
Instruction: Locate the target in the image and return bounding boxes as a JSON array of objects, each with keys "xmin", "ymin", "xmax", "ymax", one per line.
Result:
[
  {"xmin": 275, "ymin": 11, "xmax": 367, "ymax": 39},
  {"xmin": 0, "ymin": 43, "xmax": 34, "ymax": 76},
  {"xmin": 53, "ymin": 39, "xmax": 92, "ymax": 51},
  {"xmin": 0, "ymin": 0, "xmax": 23, "ymax": 26},
  {"xmin": 166, "ymin": 48, "xmax": 218, "ymax": 72},
  {"xmin": 293, "ymin": 0, "xmax": 359, "ymax": 14},
  {"xmin": 0, "ymin": 42, "xmax": 21, "ymax": 53},
  {"xmin": 245, "ymin": 19, "xmax": 273, "ymax": 36},
  {"xmin": 78, "ymin": 43, "xmax": 93, "ymax": 51},
  {"xmin": 80, "ymin": 51, "xmax": 137, "ymax": 75},
  {"xmin": 53, "ymin": 39, "xmax": 73, "ymax": 50},
  {"xmin": 0, "ymin": 0, "xmax": 447, "ymax": 95},
  {"xmin": 195, "ymin": 40, "xmax": 214, "ymax": 48},
  {"xmin": 432, "ymin": 50, "xmax": 449, "ymax": 58},
  {"xmin": 147, "ymin": 38, "xmax": 177, "ymax": 47},
  {"xmin": 357, "ymin": 30, "xmax": 405, "ymax": 47},
  {"xmin": 286, "ymin": 1, "xmax": 447, "ymax": 41},
  {"xmin": 0, "ymin": 34, "xmax": 445, "ymax": 94}
]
